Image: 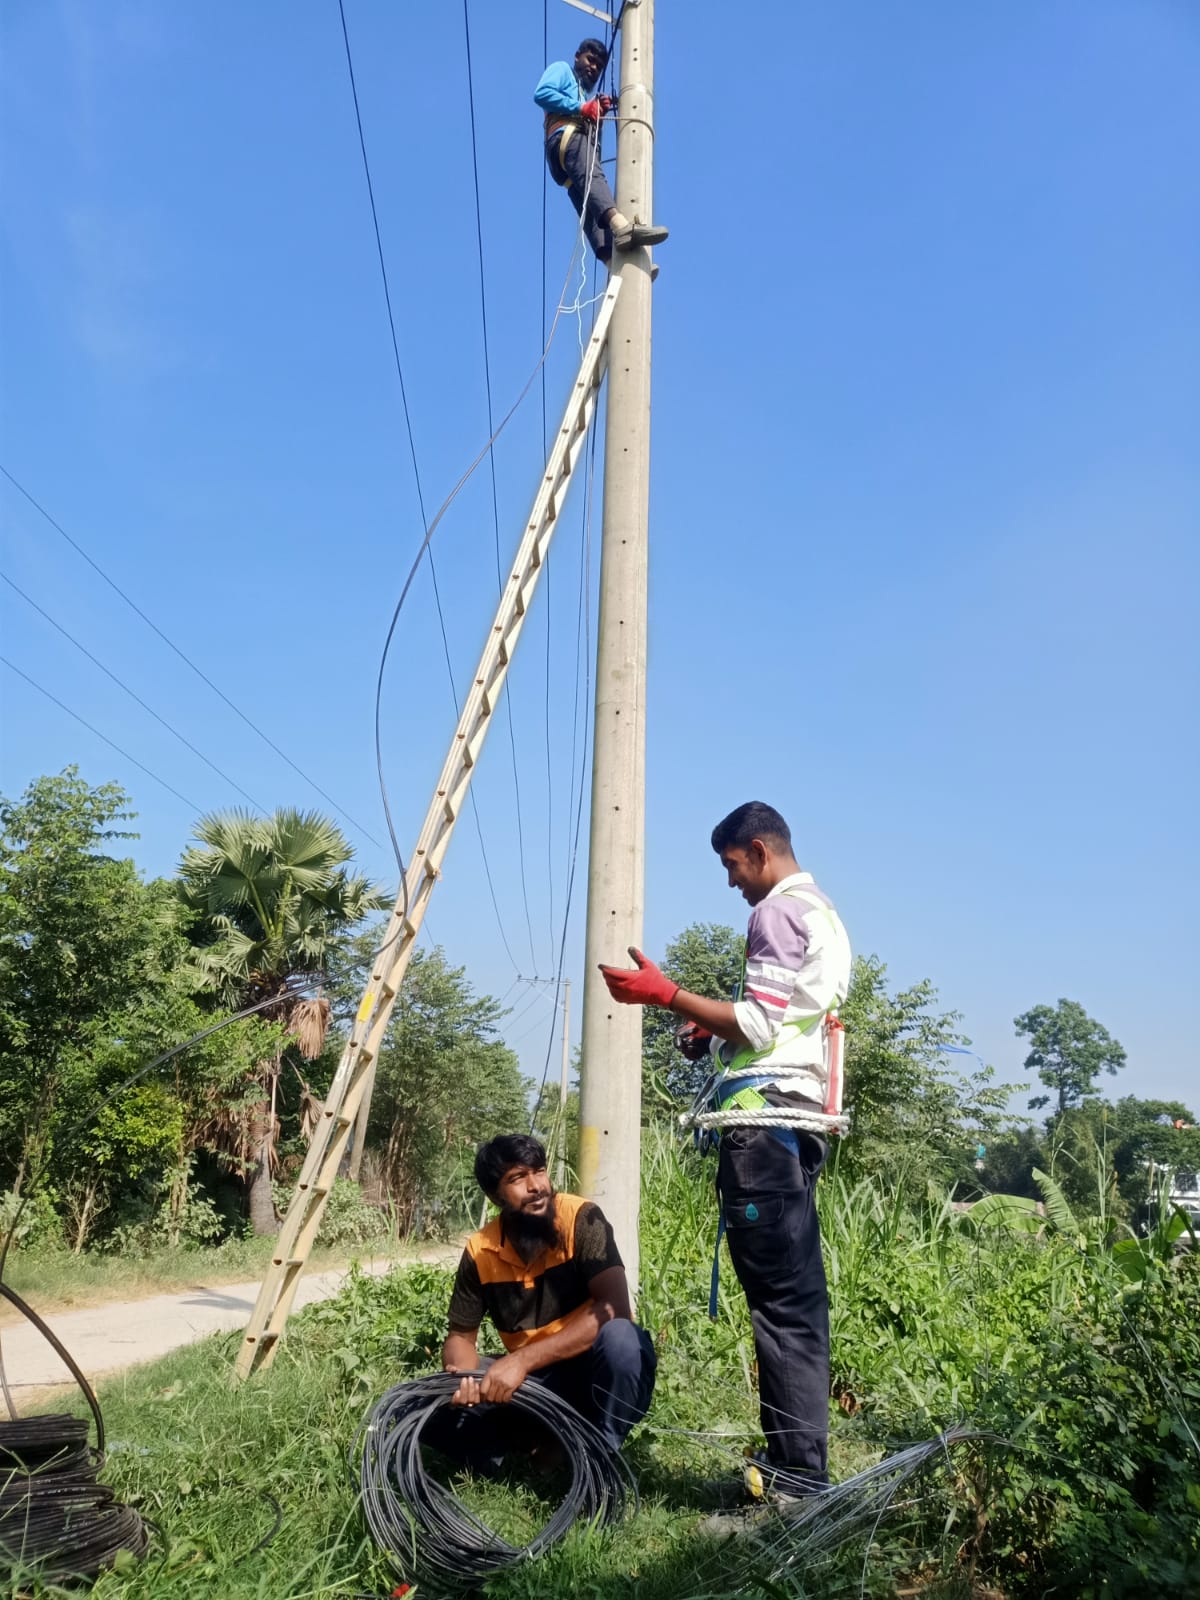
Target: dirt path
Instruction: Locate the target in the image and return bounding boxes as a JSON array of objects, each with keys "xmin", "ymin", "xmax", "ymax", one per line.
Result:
[{"xmin": 3, "ymin": 1247, "xmax": 458, "ymax": 1403}]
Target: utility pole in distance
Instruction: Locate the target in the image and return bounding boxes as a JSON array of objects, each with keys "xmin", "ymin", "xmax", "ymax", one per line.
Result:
[{"xmin": 577, "ymin": 0, "xmax": 656, "ymax": 1289}]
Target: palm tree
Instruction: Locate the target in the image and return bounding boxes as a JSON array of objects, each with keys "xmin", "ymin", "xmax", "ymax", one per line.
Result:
[{"xmin": 178, "ymin": 808, "xmax": 387, "ymax": 1234}]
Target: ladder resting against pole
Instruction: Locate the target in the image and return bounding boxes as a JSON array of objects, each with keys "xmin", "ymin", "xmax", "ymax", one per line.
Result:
[{"xmin": 234, "ymin": 279, "xmax": 621, "ymax": 1379}]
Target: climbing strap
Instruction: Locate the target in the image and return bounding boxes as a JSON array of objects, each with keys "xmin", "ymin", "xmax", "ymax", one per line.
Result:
[{"xmin": 708, "ymin": 1208, "xmax": 725, "ymax": 1320}]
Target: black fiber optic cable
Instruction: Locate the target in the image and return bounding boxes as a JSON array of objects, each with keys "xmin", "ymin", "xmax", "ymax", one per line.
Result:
[{"xmin": 358, "ymin": 1372, "xmax": 635, "ymax": 1590}]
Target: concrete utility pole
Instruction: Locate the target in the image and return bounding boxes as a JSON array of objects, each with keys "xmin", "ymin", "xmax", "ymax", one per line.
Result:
[
  {"xmin": 578, "ymin": 0, "xmax": 656, "ymax": 1289},
  {"xmin": 555, "ymin": 977, "xmax": 571, "ymax": 1191}
]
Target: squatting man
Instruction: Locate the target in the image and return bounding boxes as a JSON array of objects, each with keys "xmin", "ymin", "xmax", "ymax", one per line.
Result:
[
  {"xmin": 436, "ymin": 1134, "xmax": 657, "ymax": 1461},
  {"xmin": 601, "ymin": 801, "xmax": 852, "ymax": 1504}
]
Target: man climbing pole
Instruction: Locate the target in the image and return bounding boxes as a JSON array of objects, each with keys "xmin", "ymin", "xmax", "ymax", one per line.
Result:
[
  {"xmin": 535, "ymin": 37, "xmax": 668, "ymax": 267},
  {"xmin": 599, "ymin": 802, "xmax": 852, "ymax": 1510}
]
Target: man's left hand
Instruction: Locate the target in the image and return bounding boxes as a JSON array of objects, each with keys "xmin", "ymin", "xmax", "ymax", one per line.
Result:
[
  {"xmin": 478, "ymin": 1352, "xmax": 530, "ymax": 1404},
  {"xmin": 599, "ymin": 948, "xmax": 679, "ymax": 1008}
]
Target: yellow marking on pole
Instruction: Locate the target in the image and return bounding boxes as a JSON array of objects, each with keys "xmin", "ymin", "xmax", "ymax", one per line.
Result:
[{"xmin": 356, "ymin": 991, "xmax": 375, "ymax": 1025}]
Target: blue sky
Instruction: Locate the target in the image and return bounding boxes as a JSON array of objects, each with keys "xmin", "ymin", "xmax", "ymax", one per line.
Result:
[{"xmin": 2, "ymin": 1, "xmax": 1197, "ymax": 1119}]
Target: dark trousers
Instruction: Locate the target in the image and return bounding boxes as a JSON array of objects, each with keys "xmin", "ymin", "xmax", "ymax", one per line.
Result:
[
  {"xmin": 537, "ymin": 1319, "xmax": 657, "ymax": 1449},
  {"xmin": 717, "ymin": 1120, "xmax": 830, "ymax": 1483},
  {"xmin": 424, "ymin": 1320, "xmax": 656, "ymax": 1466},
  {"xmin": 545, "ymin": 125, "xmax": 617, "ymax": 262}
]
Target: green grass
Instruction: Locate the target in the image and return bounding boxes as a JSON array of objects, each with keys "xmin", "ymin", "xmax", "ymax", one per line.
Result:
[
  {"xmin": 12, "ymin": 1125, "xmax": 1197, "ymax": 1598},
  {"xmin": 37, "ymin": 1330, "xmax": 880, "ymax": 1600}
]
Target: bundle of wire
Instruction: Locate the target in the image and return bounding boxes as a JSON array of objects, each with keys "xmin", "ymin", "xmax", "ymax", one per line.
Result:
[
  {"xmin": 747, "ymin": 1425, "xmax": 994, "ymax": 1581},
  {"xmin": 358, "ymin": 1372, "xmax": 635, "ymax": 1589},
  {"xmin": 0, "ymin": 1280, "xmax": 149, "ymax": 1585},
  {"xmin": 0, "ymin": 1413, "xmax": 149, "ymax": 1584}
]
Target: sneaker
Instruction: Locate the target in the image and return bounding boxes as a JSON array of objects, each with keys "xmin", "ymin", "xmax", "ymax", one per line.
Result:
[
  {"xmin": 743, "ymin": 1449, "xmax": 828, "ymax": 1503},
  {"xmin": 613, "ymin": 222, "xmax": 669, "ymax": 251},
  {"xmin": 696, "ymin": 1450, "xmax": 826, "ymax": 1537}
]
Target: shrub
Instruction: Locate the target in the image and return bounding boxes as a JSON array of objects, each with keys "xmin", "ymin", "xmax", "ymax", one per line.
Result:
[
  {"xmin": 273, "ymin": 1177, "xmax": 388, "ymax": 1248},
  {"xmin": 0, "ymin": 1188, "xmax": 64, "ymax": 1253}
]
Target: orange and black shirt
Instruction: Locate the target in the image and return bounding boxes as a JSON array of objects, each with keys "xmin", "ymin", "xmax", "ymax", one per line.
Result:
[{"xmin": 447, "ymin": 1192, "xmax": 622, "ymax": 1354}]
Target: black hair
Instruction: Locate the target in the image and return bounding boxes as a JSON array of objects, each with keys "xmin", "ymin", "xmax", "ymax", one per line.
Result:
[
  {"xmin": 474, "ymin": 1133, "xmax": 548, "ymax": 1200},
  {"xmin": 711, "ymin": 801, "xmax": 793, "ymax": 856},
  {"xmin": 577, "ymin": 37, "xmax": 609, "ymax": 65}
]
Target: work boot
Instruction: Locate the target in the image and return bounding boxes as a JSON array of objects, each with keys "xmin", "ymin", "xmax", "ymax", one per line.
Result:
[
  {"xmin": 743, "ymin": 1449, "xmax": 828, "ymax": 1502},
  {"xmin": 613, "ymin": 221, "xmax": 670, "ymax": 251},
  {"xmin": 697, "ymin": 1454, "xmax": 829, "ymax": 1539}
]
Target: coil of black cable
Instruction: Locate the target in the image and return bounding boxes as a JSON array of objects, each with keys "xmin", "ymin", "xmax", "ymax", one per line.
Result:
[
  {"xmin": 359, "ymin": 1372, "xmax": 636, "ymax": 1590},
  {"xmin": 0, "ymin": 1413, "xmax": 150, "ymax": 1583},
  {"xmin": 0, "ymin": 1283, "xmax": 149, "ymax": 1586}
]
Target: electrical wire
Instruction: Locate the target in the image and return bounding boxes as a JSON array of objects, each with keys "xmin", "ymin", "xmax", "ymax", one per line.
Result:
[
  {"xmin": 358, "ymin": 1371, "xmax": 634, "ymax": 1589},
  {"xmin": 463, "ymin": 0, "xmax": 542, "ymax": 974},
  {"xmin": 0, "ymin": 1406, "xmax": 148, "ymax": 1585},
  {"xmin": 1, "ymin": 571, "xmax": 268, "ymax": 812},
  {"xmin": 0, "ymin": 655, "xmax": 202, "ymax": 812},
  {"xmin": 0, "ymin": 465, "xmax": 381, "ymax": 849},
  {"xmin": 363, "ymin": 187, "xmax": 600, "ymax": 943},
  {"xmin": 0, "ymin": 982, "xmax": 314, "ymax": 1574},
  {"xmin": 528, "ymin": 367, "xmax": 601, "ymax": 1132},
  {"xmin": 336, "ymin": 0, "xmax": 526, "ymax": 980}
]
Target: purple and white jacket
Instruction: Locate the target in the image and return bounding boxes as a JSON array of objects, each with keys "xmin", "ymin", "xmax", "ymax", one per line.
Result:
[{"xmin": 713, "ymin": 871, "xmax": 853, "ymax": 1105}]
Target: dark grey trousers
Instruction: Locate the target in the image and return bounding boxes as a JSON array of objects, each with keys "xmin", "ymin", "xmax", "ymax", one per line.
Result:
[
  {"xmin": 545, "ymin": 125, "xmax": 617, "ymax": 262},
  {"xmin": 423, "ymin": 1319, "xmax": 656, "ymax": 1466},
  {"xmin": 717, "ymin": 1119, "xmax": 831, "ymax": 1484}
]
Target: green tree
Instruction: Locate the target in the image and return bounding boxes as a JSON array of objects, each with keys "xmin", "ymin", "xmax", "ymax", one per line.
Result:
[
  {"xmin": 840, "ymin": 955, "xmax": 1013, "ymax": 1192},
  {"xmin": 177, "ymin": 809, "xmax": 387, "ymax": 1233},
  {"xmin": 1015, "ymin": 998, "xmax": 1126, "ymax": 1114},
  {"xmin": 0, "ymin": 769, "xmax": 171, "ymax": 1193},
  {"xmin": 328, "ymin": 931, "xmax": 529, "ymax": 1235}
]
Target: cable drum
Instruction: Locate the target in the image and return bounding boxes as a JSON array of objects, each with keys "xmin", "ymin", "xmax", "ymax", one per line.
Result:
[{"xmin": 359, "ymin": 1372, "xmax": 635, "ymax": 1589}]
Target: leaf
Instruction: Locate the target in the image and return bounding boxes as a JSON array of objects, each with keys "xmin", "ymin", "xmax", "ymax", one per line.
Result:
[
  {"xmin": 968, "ymin": 1193, "xmax": 1043, "ymax": 1233},
  {"xmin": 1033, "ymin": 1167, "xmax": 1079, "ymax": 1236}
]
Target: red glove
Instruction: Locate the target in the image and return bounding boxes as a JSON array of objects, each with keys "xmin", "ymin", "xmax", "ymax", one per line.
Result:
[
  {"xmin": 580, "ymin": 98, "xmax": 601, "ymax": 122},
  {"xmin": 598, "ymin": 94, "xmax": 615, "ymax": 114},
  {"xmin": 598, "ymin": 948, "xmax": 678, "ymax": 1008},
  {"xmin": 675, "ymin": 1021, "xmax": 714, "ymax": 1062}
]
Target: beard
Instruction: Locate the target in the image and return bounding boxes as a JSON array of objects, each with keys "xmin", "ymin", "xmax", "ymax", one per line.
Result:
[{"xmin": 503, "ymin": 1193, "xmax": 560, "ymax": 1262}]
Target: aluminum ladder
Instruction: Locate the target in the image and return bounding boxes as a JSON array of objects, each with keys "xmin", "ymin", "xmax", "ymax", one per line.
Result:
[{"xmin": 235, "ymin": 278, "xmax": 620, "ymax": 1377}]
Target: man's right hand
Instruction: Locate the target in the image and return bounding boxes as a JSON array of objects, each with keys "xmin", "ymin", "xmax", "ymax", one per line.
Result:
[
  {"xmin": 450, "ymin": 1374, "xmax": 483, "ymax": 1406},
  {"xmin": 580, "ymin": 98, "xmax": 601, "ymax": 122},
  {"xmin": 676, "ymin": 1020, "xmax": 714, "ymax": 1061}
]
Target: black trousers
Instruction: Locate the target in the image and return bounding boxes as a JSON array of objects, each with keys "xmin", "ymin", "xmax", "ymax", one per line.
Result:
[
  {"xmin": 544, "ymin": 125, "xmax": 617, "ymax": 262},
  {"xmin": 716, "ymin": 1118, "xmax": 830, "ymax": 1482},
  {"xmin": 422, "ymin": 1321, "xmax": 656, "ymax": 1467}
]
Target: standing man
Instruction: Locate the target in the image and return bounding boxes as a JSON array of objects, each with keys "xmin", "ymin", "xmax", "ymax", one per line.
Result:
[
  {"xmin": 535, "ymin": 37, "xmax": 669, "ymax": 266},
  {"xmin": 440, "ymin": 1133, "xmax": 656, "ymax": 1455},
  {"xmin": 599, "ymin": 801, "xmax": 852, "ymax": 1501}
]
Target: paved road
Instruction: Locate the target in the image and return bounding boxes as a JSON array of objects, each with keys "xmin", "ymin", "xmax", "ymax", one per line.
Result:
[{"xmin": 3, "ymin": 1249, "xmax": 456, "ymax": 1399}]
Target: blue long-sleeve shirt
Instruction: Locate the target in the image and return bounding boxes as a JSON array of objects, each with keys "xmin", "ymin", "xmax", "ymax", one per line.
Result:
[{"xmin": 534, "ymin": 61, "xmax": 584, "ymax": 117}]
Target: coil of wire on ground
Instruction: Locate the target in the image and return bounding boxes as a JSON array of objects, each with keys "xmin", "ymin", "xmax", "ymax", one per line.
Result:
[
  {"xmin": 359, "ymin": 1371, "xmax": 636, "ymax": 1590},
  {"xmin": 0, "ymin": 1413, "xmax": 149, "ymax": 1584},
  {"xmin": 0, "ymin": 1282, "xmax": 149, "ymax": 1586}
]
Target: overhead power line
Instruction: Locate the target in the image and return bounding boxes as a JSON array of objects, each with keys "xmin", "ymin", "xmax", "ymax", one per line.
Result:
[
  {"xmin": 0, "ymin": 465, "xmax": 381, "ymax": 846},
  {"xmin": 336, "ymin": 0, "xmax": 526, "ymax": 977},
  {"xmin": 462, "ymin": 0, "xmax": 541, "ymax": 971},
  {"xmin": 1, "ymin": 571, "xmax": 267, "ymax": 812},
  {"xmin": 1, "ymin": 655, "xmax": 202, "ymax": 811}
]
